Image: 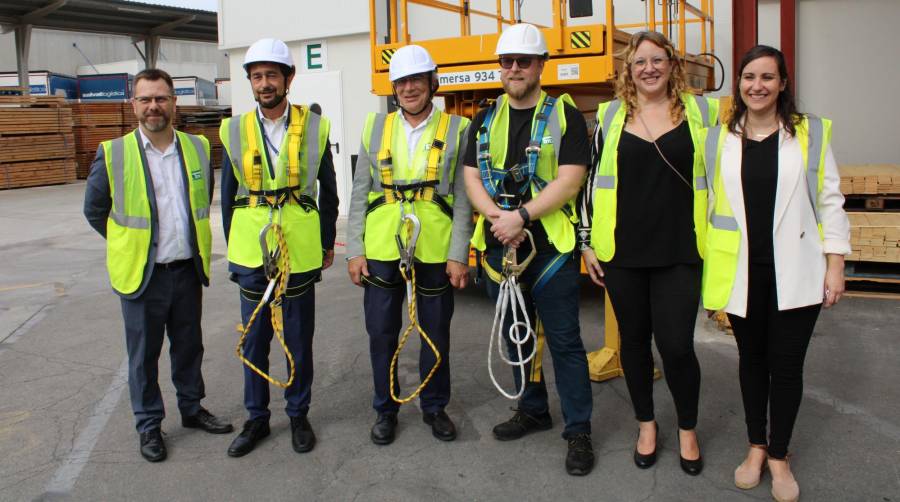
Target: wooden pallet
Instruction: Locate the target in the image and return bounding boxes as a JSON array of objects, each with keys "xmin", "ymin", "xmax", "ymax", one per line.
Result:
[
  {"xmin": 848, "ymin": 212, "xmax": 900, "ymax": 263},
  {"xmin": 0, "ymin": 133, "xmax": 75, "ymax": 163},
  {"xmin": 0, "ymin": 107, "xmax": 73, "ymax": 135}
]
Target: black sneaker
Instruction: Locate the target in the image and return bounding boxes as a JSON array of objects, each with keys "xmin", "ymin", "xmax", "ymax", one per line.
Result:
[
  {"xmin": 492, "ymin": 409, "xmax": 553, "ymax": 441},
  {"xmin": 566, "ymin": 433, "xmax": 595, "ymax": 476}
]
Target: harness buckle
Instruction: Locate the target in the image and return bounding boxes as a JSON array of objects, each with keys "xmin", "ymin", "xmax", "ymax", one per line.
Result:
[{"xmin": 525, "ymin": 145, "xmax": 541, "ymax": 156}]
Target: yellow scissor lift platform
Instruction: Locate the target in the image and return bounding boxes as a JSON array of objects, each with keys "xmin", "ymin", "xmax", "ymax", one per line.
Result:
[{"xmin": 368, "ymin": 0, "xmax": 718, "ymax": 382}]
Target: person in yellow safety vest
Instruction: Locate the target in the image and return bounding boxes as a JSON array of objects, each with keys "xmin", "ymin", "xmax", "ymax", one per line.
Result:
[
  {"xmin": 219, "ymin": 38, "xmax": 339, "ymax": 458},
  {"xmin": 703, "ymin": 45, "xmax": 849, "ymax": 502},
  {"xmin": 577, "ymin": 31, "xmax": 717, "ymax": 476},
  {"xmin": 346, "ymin": 44, "xmax": 473, "ymax": 445},
  {"xmin": 462, "ymin": 23, "xmax": 595, "ymax": 476},
  {"xmin": 84, "ymin": 68, "xmax": 233, "ymax": 463}
]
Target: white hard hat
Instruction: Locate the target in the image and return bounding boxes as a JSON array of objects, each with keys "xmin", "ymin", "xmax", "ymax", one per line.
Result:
[
  {"xmin": 389, "ymin": 45, "xmax": 437, "ymax": 82},
  {"xmin": 495, "ymin": 23, "xmax": 548, "ymax": 56},
  {"xmin": 243, "ymin": 38, "xmax": 294, "ymax": 71}
]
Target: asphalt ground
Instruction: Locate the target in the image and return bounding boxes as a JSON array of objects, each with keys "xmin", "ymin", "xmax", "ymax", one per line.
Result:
[{"xmin": 1, "ymin": 181, "xmax": 898, "ymax": 501}]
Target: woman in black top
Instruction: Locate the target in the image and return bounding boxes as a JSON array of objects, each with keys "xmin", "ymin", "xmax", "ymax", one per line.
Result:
[{"xmin": 578, "ymin": 31, "xmax": 718, "ymax": 475}]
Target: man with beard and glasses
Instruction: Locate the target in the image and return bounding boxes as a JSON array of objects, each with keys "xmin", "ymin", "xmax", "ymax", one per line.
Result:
[
  {"xmin": 219, "ymin": 38, "xmax": 338, "ymax": 458},
  {"xmin": 462, "ymin": 23, "xmax": 595, "ymax": 476},
  {"xmin": 84, "ymin": 68, "xmax": 233, "ymax": 463}
]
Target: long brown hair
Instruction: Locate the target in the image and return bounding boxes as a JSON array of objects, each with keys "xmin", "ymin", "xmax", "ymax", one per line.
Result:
[
  {"xmin": 728, "ymin": 45, "xmax": 802, "ymax": 137},
  {"xmin": 615, "ymin": 31, "xmax": 687, "ymax": 122}
]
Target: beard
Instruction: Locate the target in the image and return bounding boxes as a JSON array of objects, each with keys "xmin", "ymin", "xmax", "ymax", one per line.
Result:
[
  {"xmin": 256, "ymin": 87, "xmax": 288, "ymax": 109},
  {"xmin": 139, "ymin": 110, "xmax": 171, "ymax": 132},
  {"xmin": 503, "ymin": 76, "xmax": 540, "ymax": 101}
]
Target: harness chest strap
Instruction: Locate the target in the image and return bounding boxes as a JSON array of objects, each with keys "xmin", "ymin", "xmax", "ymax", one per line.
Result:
[
  {"xmin": 377, "ymin": 111, "xmax": 451, "ymax": 203},
  {"xmin": 241, "ymin": 106, "xmax": 307, "ymax": 208}
]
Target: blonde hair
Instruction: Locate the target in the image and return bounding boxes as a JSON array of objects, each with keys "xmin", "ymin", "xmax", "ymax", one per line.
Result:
[{"xmin": 615, "ymin": 31, "xmax": 687, "ymax": 122}]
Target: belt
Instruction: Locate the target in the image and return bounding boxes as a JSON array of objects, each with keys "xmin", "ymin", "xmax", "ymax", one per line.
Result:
[{"xmin": 155, "ymin": 258, "xmax": 193, "ymax": 270}]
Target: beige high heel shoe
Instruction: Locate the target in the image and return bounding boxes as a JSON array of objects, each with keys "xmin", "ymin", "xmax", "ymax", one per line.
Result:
[
  {"xmin": 768, "ymin": 456, "xmax": 800, "ymax": 502},
  {"xmin": 734, "ymin": 443, "xmax": 768, "ymax": 489}
]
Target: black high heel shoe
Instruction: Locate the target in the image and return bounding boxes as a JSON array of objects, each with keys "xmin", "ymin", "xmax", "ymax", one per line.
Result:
[
  {"xmin": 633, "ymin": 422, "xmax": 658, "ymax": 469},
  {"xmin": 678, "ymin": 428, "xmax": 704, "ymax": 476}
]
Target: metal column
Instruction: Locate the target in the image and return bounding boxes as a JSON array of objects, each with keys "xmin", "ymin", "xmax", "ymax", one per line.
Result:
[
  {"xmin": 732, "ymin": 0, "xmax": 758, "ymax": 82},
  {"xmin": 15, "ymin": 24, "xmax": 33, "ymax": 94},
  {"xmin": 144, "ymin": 36, "xmax": 161, "ymax": 69}
]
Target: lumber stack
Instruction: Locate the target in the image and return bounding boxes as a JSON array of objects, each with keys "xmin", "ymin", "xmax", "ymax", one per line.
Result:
[
  {"xmin": 0, "ymin": 96, "xmax": 76, "ymax": 189},
  {"xmin": 71, "ymin": 102, "xmax": 135, "ymax": 178},
  {"xmin": 839, "ymin": 165, "xmax": 900, "ymax": 195},
  {"xmin": 177, "ymin": 106, "xmax": 230, "ymax": 170},
  {"xmin": 847, "ymin": 212, "xmax": 900, "ymax": 263}
]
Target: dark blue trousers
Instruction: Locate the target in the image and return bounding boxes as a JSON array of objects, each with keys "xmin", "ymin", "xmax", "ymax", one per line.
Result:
[
  {"xmin": 363, "ymin": 259, "xmax": 453, "ymax": 414},
  {"xmin": 121, "ymin": 261, "xmax": 205, "ymax": 433},
  {"xmin": 484, "ymin": 248, "xmax": 592, "ymax": 438},
  {"xmin": 237, "ymin": 271, "xmax": 316, "ymax": 421}
]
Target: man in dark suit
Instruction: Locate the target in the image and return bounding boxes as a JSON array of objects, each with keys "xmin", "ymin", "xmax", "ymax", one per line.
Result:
[{"xmin": 84, "ymin": 68, "xmax": 232, "ymax": 463}]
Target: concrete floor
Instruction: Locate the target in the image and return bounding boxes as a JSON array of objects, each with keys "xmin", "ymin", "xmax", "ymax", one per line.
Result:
[{"xmin": 1, "ymin": 181, "xmax": 898, "ymax": 501}]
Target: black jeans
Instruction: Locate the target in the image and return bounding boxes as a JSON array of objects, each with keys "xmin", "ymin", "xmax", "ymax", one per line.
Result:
[
  {"xmin": 727, "ymin": 262, "xmax": 821, "ymax": 460},
  {"xmin": 603, "ymin": 263, "xmax": 702, "ymax": 430}
]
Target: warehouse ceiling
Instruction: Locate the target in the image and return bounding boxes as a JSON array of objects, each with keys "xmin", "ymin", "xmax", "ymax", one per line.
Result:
[{"xmin": 0, "ymin": 0, "xmax": 217, "ymax": 43}]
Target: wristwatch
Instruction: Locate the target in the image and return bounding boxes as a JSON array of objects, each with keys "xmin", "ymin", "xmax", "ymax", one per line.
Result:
[{"xmin": 517, "ymin": 207, "xmax": 530, "ymax": 225}]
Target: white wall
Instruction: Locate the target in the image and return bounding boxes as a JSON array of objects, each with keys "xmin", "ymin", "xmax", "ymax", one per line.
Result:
[{"xmin": 217, "ymin": 0, "xmax": 369, "ymax": 50}]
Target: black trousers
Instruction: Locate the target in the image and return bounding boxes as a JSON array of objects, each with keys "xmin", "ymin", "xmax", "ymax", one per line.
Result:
[
  {"xmin": 120, "ymin": 260, "xmax": 205, "ymax": 433},
  {"xmin": 363, "ymin": 259, "xmax": 453, "ymax": 414},
  {"xmin": 727, "ymin": 263, "xmax": 821, "ymax": 460},
  {"xmin": 603, "ymin": 263, "xmax": 702, "ymax": 430}
]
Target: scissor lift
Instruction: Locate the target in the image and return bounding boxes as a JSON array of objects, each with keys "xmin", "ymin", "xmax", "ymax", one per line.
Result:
[{"xmin": 368, "ymin": 0, "xmax": 719, "ymax": 382}]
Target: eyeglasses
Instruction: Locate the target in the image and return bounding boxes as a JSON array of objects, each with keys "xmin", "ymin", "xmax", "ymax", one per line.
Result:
[
  {"xmin": 498, "ymin": 56, "xmax": 539, "ymax": 69},
  {"xmin": 631, "ymin": 56, "xmax": 670, "ymax": 71},
  {"xmin": 134, "ymin": 95, "xmax": 173, "ymax": 105},
  {"xmin": 393, "ymin": 73, "xmax": 430, "ymax": 87}
]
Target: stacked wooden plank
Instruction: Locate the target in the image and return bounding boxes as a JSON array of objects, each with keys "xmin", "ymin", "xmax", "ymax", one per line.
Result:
[
  {"xmin": 839, "ymin": 165, "xmax": 900, "ymax": 194},
  {"xmin": 847, "ymin": 212, "xmax": 900, "ymax": 263},
  {"xmin": 177, "ymin": 106, "xmax": 230, "ymax": 170},
  {"xmin": 0, "ymin": 96, "xmax": 76, "ymax": 189},
  {"xmin": 71, "ymin": 102, "xmax": 134, "ymax": 178}
]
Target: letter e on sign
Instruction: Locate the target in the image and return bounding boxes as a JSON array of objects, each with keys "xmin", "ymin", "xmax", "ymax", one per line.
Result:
[{"xmin": 303, "ymin": 41, "xmax": 327, "ymax": 72}]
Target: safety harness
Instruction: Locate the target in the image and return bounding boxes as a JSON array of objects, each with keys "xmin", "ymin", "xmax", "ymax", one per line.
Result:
[
  {"xmin": 374, "ymin": 110, "xmax": 451, "ymax": 404},
  {"xmin": 487, "ymin": 230, "xmax": 538, "ymax": 399},
  {"xmin": 477, "ymin": 95, "xmax": 557, "ymax": 209},
  {"xmin": 235, "ymin": 105, "xmax": 312, "ymax": 389}
]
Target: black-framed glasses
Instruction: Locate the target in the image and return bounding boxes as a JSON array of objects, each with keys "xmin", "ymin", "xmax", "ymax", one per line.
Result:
[
  {"xmin": 134, "ymin": 95, "xmax": 173, "ymax": 105},
  {"xmin": 498, "ymin": 56, "xmax": 538, "ymax": 69}
]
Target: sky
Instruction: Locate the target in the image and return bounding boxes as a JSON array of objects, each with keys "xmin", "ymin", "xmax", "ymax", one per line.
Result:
[{"xmin": 131, "ymin": 0, "xmax": 218, "ymax": 12}]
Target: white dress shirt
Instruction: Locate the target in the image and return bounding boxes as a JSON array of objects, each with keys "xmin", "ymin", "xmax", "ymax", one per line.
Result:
[
  {"xmin": 258, "ymin": 102, "xmax": 291, "ymax": 169},
  {"xmin": 139, "ymin": 128, "xmax": 192, "ymax": 263},
  {"xmin": 397, "ymin": 105, "xmax": 436, "ymax": 176}
]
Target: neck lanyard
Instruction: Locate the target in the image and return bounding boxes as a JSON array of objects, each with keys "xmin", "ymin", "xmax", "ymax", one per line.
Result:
[{"xmin": 258, "ymin": 109, "xmax": 289, "ymax": 158}]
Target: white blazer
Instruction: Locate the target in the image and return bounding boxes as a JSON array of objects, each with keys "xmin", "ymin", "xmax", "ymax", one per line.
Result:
[{"xmin": 713, "ymin": 125, "xmax": 851, "ymax": 317}]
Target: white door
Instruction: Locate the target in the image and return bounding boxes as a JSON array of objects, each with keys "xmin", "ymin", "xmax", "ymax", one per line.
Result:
[{"xmin": 289, "ymin": 71, "xmax": 349, "ymax": 216}]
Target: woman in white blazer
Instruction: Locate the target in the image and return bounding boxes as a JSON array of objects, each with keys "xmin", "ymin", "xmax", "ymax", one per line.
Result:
[{"xmin": 702, "ymin": 46, "xmax": 850, "ymax": 502}]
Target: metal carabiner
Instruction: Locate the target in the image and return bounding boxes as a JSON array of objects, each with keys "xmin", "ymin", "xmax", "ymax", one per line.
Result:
[
  {"xmin": 501, "ymin": 229, "xmax": 537, "ymax": 278},
  {"xmin": 395, "ymin": 204, "xmax": 421, "ymax": 275}
]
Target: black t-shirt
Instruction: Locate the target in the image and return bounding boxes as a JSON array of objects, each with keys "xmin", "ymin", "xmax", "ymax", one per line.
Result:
[
  {"xmin": 741, "ymin": 131, "xmax": 779, "ymax": 264},
  {"xmin": 607, "ymin": 120, "xmax": 700, "ymax": 267},
  {"xmin": 463, "ymin": 101, "xmax": 590, "ymax": 253}
]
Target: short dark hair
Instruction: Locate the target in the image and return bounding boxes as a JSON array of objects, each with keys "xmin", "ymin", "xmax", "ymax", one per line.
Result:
[
  {"xmin": 133, "ymin": 68, "xmax": 174, "ymax": 95},
  {"xmin": 245, "ymin": 62, "xmax": 295, "ymax": 80}
]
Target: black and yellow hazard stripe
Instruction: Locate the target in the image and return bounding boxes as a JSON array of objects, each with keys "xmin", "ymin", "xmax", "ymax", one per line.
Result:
[
  {"xmin": 381, "ymin": 48, "xmax": 397, "ymax": 65},
  {"xmin": 570, "ymin": 30, "xmax": 591, "ymax": 49}
]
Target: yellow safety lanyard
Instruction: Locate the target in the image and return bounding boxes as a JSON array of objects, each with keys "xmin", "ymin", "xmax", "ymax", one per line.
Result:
[
  {"xmin": 376, "ymin": 110, "xmax": 451, "ymax": 404},
  {"xmin": 235, "ymin": 105, "xmax": 307, "ymax": 389}
]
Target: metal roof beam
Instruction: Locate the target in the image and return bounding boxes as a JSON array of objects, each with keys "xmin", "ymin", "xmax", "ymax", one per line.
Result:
[
  {"xmin": 22, "ymin": 0, "xmax": 68, "ymax": 24},
  {"xmin": 150, "ymin": 14, "xmax": 196, "ymax": 35}
]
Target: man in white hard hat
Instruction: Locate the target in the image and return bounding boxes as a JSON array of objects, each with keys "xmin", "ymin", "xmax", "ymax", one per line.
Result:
[
  {"xmin": 462, "ymin": 23, "xmax": 595, "ymax": 475},
  {"xmin": 347, "ymin": 44, "xmax": 472, "ymax": 445},
  {"xmin": 219, "ymin": 38, "xmax": 339, "ymax": 457}
]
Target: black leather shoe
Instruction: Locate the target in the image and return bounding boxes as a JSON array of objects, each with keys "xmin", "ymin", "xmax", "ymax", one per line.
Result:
[
  {"xmin": 227, "ymin": 419, "xmax": 270, "ymax": 458},
  {"xmin": 290, "ymin": 416, "xmax": 316, "ymax": 453},
  {"xmin": 139, "ymin": 428, "xmax": 167, "ymax": 463},
  {"xmin": 566, "ymin": 433, "xmax": 595, "ymax": 476},
  {"xmin": 634, "ymin": 422, "xmax": 658, "ymax": 469},
  {"xmin": 182, "ymin": 407, "xmax": 234, "ymax": 434},
  {"xmin": 370, "ymin": 412, "xmax": 398, "ymax": 445},
  {"xmin": 492, "ymin": 409, "xmax": 552, "ymax": 441},
  {"xmin": 678, "ymin": 429, "xmax": 704, "ymax": 476},
  {"xmin": 423, "ymin": 410, "xmax": 457, "ymax": 441}
]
